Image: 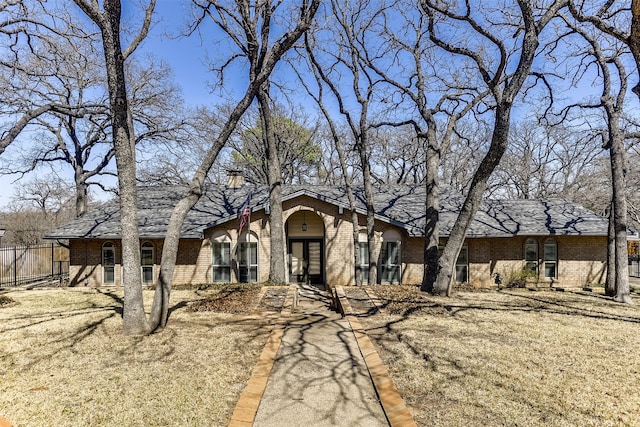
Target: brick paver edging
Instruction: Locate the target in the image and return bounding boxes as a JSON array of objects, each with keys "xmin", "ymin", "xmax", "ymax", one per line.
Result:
[
  {"xmin": 227, "ymin": 284, "xmax": 298, "ymax": 427},
  {"xmin": 334, "ymin": 286, "xmax": 418, "ymax": 427}
]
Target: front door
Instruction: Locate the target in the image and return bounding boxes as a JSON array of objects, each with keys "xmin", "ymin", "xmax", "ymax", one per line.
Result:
[{"xmin": 288, "ymin": 239, "xmax": 323, "ymax": 284}]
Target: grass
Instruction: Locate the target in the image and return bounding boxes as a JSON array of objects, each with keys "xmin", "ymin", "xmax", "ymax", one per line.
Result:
[
  {"xmin": 0, "ymin": 285, "xmax": 272, "ymax": 427},
  {"xmin": 361, "ymin": 286, "xmax": 640, "ymax": 427},
  {"xmin": 4, "ymin": 283, "xmax": 639, "ymax": 426}
]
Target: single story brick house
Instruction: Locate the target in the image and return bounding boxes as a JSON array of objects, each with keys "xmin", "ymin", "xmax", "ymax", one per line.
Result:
[{"xmin": 47, "ymin": 183, "xmax": 608, "ymax": 288}]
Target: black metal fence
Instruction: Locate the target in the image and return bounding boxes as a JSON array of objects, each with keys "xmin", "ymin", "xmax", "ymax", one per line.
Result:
[{"xmin": 0, "ymin": 243, "xmax": 70, "ymax": 287}]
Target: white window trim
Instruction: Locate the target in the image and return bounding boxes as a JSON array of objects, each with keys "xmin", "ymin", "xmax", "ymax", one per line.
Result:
[
  {"xmin": 102, "ymin": 242, "xmax": 116, "ymax": 285},
  {"xmin": 141, "ymin": 242, "xmax": 154, "ymax": 284},
  {"xmin": 238, "ymin": 240, "xmax": 259, "ymax": 283},
  {"xmin": 212, "ymin": 240, "xmax": 232, "ymax": 283}
]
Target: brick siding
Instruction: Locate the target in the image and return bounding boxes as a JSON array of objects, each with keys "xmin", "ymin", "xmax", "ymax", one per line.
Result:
[{"xmin": 68, "ymin": 197, "xmax": 607, "ymax": 288}]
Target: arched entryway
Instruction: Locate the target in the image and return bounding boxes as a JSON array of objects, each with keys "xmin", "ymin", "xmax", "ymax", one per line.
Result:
[{"xmin": 286, "ymin": 210, "xmax": 325, "ymax": 285}]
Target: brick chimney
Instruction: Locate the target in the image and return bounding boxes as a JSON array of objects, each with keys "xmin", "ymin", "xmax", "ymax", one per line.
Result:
[{"xmin": 226, "ymin": 169, "xmax": 245, "ymax": 189}]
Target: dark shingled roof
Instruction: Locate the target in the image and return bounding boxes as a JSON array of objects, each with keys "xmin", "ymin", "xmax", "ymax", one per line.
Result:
[{"xmin": 47, "ymin": 184, "xmax": 608, "ymax": 239}]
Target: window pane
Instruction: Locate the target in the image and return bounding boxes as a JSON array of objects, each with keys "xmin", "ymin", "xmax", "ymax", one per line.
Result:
[
  {"xmin": 359, "ymin": 242, "xmax": 369, "ymax": 265},
  {"xmin": 213, "ymin": 242, "xmax": 230, "ymax": 265},
  {"xmin": 103, "ymin": 249, "xmax": 115, "ymax": 266},
  {"xmin": 544, "ymin": 262, "xmax": 556, "ymax": 278},
  {"xmin": 249, "ymin": 243, "xmax": 258, "ymax": 264},
  {"xmin": 360, "ymin": 266, "xmax": 369, "ymax": 283},
  {"xmin": 387, "ymin": 242, "xmax": 399, "ymax": 265},
  {"xmin": 525, "ymin": 244, "xmax": 538, "ymax": 262},
  {"xmin": 142, "ymin": 266, "xmax": 153, "ymax": 283},
  {"xmin": 457, "ymin": 247, "xmax": 468, "ymax": 265},
  {"xmin": 456, "ymin": 265, "xmax": 468, "ymax": 283},
  {"xmin": 104, "ymin": 266, "xmax": 114, "ymax": 283},
  {"xmin": 141, "ymin": 249, "xmax": 153, "ymax": 266},
  {"xmin": 214, "ymin": 266, "xmax": 231, "ymax": 282},
  {"xmin": 544, "ymin": 242, "xmax": 557, "ymax": 261}
]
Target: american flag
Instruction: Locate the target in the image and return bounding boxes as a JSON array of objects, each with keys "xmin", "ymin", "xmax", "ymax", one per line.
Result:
[{"xmin": 238, "ymin": 194, "xmax": 251, "ymax": 234}]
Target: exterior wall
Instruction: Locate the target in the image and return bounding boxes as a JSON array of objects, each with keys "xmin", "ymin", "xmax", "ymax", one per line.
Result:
[
  {"xmin": 465, "ymin": 235, "xmax": 607, "ymax": 288},
  {"xmin": 68, "ymin": 238, "xmax": 208, "ymax": 287},
  {"xmin": 67, "ymin": 198, "xmax": 607, "ymax": 288}
]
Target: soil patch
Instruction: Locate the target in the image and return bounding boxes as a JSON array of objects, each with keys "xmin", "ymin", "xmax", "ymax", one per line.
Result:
[{"xmin": 187, "ymin": 283, "xmax": 262, "ymax": 314}]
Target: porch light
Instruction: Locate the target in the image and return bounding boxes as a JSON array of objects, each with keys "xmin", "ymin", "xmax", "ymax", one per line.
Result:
[{"xmin": 302, "ymin": 211, "xmax": 307, "ymax": 232}]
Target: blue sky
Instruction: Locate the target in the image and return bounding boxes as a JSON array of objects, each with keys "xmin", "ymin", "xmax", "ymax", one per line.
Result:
[{"xmin": 0, "ymin": 1, "xmax": 222, "ymax": 208}]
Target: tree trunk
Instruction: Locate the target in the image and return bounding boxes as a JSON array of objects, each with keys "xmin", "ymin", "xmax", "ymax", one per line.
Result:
[
  {"xmin": 605, "ymin": 202, "xmax": 616, "ymax": 297},
  {"xmin": 358, "ymin": 139, "xmax": 377, "ymax": 285},
  {"xmin": 258, "ymin": 85, "xmax": 286, "ymax": 284},
  {"xmin": 434, "ymin": 106, "xmax": 512, "ymax": 296},
  {"xmin": 421, "ymin": 135, "xmax": 441, "ymax": 292},
  {"xmin": 631, "ymin": 0, "xmax": 640, "ymax": 99},
  {"xmin": 101, "ymin": 0, "xmax": 148, "ymax": 335},
  {"xmin": 75, "ymin": 174, "xmax": 88, "ymax": 218},
  {"xmin": 609, "ymin": 129, "xmax": 632, "ymax": 303},
  {"xmin": 149, "ymin": 93, "xmax": 255, "ymax": 331}
]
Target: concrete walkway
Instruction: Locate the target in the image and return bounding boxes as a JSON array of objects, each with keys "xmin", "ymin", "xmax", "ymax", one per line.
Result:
[{"xmin": 252, "ymin": 284, "xmax": 388, "ymax": 427}]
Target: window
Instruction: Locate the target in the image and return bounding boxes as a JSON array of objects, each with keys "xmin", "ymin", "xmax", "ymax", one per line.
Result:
[
  {"xmin": 456, "ymin": 246, "xmax": 468, "ymax": 283},
  {"xmin": 524, "ymin": 238, "xmax": 538, "ymax": 275},
  {"xmin": 238, "ymin": 241, "xmax": 258, "ymax": 283},
  {"xmin": 381, "ymin": 241, "xmax": 401, "ymax": 283},
  {"xmin": 141, "ymin": 242, "xmax": 154, "ymax": 284},
  {"xmin": 212, "ymin": 241, "xmax": 231, "ymax": 282},
  {"xmin": 438, "ymin": 245, "xmax": 468, "ymax": 283},
  {"xmin": 358, "ymin": 242, "xmax": 370, "ymax": 284},
  {"xmin": 543, "ymin": 239, "xmax": 557, "ymax": 279},
  {"xmin": 102, "ymin": 242, "xmax": 115, "ymax": 284}
]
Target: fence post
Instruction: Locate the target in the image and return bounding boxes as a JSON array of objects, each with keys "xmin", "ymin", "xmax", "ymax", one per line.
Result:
[
  {"xmin": 51, "ymin": 242, "xmax": 54, "ymax": 279},
  {"xmin": 13, "ymin": 246, "xmax": 17, "ymax": 287}
]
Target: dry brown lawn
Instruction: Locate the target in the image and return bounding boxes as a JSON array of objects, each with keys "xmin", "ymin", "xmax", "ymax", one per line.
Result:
[
  {"xmin": 362, "ymin": 286, "xmax": 640, "ymax": 427},
  {"xmin": 0, "ymin": 285, "xmax": 273, "ymax": 427}
]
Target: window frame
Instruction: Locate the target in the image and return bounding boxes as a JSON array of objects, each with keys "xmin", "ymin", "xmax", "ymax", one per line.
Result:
[
  {"xmin": 455, "ymin": 246, "xmax": 468, "ymax": 284},
  {"xmin": 381, "ymin": 241, "xmax": 401, "ymax": 284},
  {"xmin": 238, "ymin": 240, "xmax": 258, "ymax": 283},
  {"xmin": 140, "ymin": 242, "xmax": 154, "ymax": 284},
  {"xmin": 212, "ymin": 240, "xmax": 232, "ymax": 283},
  {"xmin": 524, "ymin": 238, "xmax": 539, "ymax": 276},
  {"xmin": 543, "ymin": 238, "xmax": 557, "ymax": 279},
  {"xmin": 358, "ymin": 241, "xmax": 370, "ymax": 284},
  {"xmin": 102, "ymin": 242, "xmax": 116, "ymax": 285}
]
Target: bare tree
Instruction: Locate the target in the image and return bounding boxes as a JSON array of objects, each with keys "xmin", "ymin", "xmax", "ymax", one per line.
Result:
[
  {"xmin": 421, "ymin": 0, "xmax": 569, "ymax": 295},
  {"xmin": 567, "ymin": 1, "xmax": 640, "ymax": 100},
  {"xmin": 491, "ymin": 120, "xmax": 604, "ymax": 200},
  {"xmin": 0, "ymin": 1, "xmax": 95, "ymax": 155},
  {"xmin": 152, "ymin": 0, "xmax": 320, "ymax": 330},
  {"xmin": 0, "ymin": 176, "xmax": 76, "ymax": 246},
  {"xmin": 360, "ymin": 0, "xmax": 489, "ymax": 292},
  {"xmin": 69, "ymin": 0, "xmax": 156, "ymax": 335},
  {"xmin": 303, "ymin": 0, "xmax": 385, "ymax": 284},
  {"xmin": 298, "ymin": 41, "xmax": 364, "ymax": 285},
  {"xmin": 558, "ymin": 10, "xmax": 633, "ymax": 303},
  {"xmin": 1, "ymin": 44, "xmax": 186, "ymax": 217}
]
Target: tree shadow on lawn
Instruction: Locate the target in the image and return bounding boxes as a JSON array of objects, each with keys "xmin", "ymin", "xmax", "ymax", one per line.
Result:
[
  {"xmin": 0, "ymin": 287, "xmax": 276, "ymax": 372},
  {"xmin": 355, "ymin": 288, "xmax": 640, "ymax": 425},
  {"xmin": 253, "ymin": 286, "xmax": 387, "ymax": 426},
  {"xmin": 367, "ymin": 287, "xmax": 640, "ymax": 325}
]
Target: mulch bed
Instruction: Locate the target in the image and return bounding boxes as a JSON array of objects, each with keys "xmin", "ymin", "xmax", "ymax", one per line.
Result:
[
  {"xmin": 187, "ymin": 284, "xmax": 289, "ymax": 314},
  {"xmin": 187, "ymin": 284, "xmax": 262, "ymax": 314}
]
